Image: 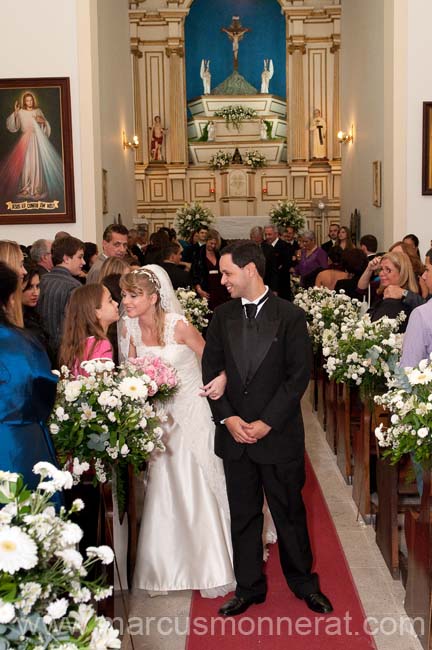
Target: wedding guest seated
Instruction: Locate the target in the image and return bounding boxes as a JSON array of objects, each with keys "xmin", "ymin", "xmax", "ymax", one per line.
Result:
[
  {"xmin": 336, "ymin": 225, "xmax": 355, "ymax": 251},
  {"xmin": 358, "ymin": 251, "xmax": 418, "ymax": 332},
  {"xmin": 389, "ymin": 240, "xmax": 428, "ymax": 298},
  {"xmin": 192, "ymin": 228, "xmax": 230, "ymax": 312},
  {"xmin": 315, "ymin": 247, "xmax": 347, "ymax": 290},
  {"xmin": 160, "ymin": 242, "xmax": 191, "ymax": 289},
  {"xmin": 294, "ymin": 230, "xmax": 328, "ymax": 288},
  {"xmin": 30, "ymin": 238, "xmax": 53, "ymax": 277},
  {"xmin": 38, "ymin": 236, "xmax": 85, "ymax": 359},
  {"xmin": 0, "ymin": 261, "xmax": 59, "ymax": 490},
  {"xmin": 403, "ymin": 233, "xmax": 421, "ymax": 259},
  {"xmin": 359, "ymin": 234, "xmax": 379, "ymax": 261}
]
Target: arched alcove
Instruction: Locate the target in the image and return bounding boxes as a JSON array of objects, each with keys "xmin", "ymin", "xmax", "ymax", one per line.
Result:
[{"xmin": 185, "ymin": 0, "xmax": 286, "ymax": 101}]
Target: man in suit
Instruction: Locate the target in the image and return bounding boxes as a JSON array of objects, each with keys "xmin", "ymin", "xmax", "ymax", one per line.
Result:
[
  {"xmin": 249, "ymin": 226, "xmax": 278, "ymax": 293},
  {"xmin": 321, "ymin": 223, "xmax": 340, "ymax": 254},
  {"xmin": 359, "ymin": 234, "xmax": 379, "ymax": 260},
  {"xmin": 263, "ymin": 224, "xmax": 292, "ymax": 300},
  {"xmin": 202, "ymin": 240, "xmax": 332, "ymax": 617},
  {"xmin": 160, "ymin": 242, "xmax": 191, "ymax": 289}
]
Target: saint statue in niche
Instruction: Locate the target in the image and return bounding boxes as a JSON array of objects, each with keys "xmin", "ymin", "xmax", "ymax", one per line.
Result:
[
  {"xmin": 310, "ymin": 108, "xmax": 327, "ymax": 159},
  {"xmin": 150, "ymin": 115, "xmax": 165, "ymax": 161},
  {"xmin": 200, "ymin": 59, "xmax": 211, "ymax": 95},
  {"xmin": 260, "ymin": 59, "xmax": 274, "ymax": 94}
]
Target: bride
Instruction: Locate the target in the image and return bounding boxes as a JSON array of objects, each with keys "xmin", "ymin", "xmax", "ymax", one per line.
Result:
[{"xmin": 118, "ymin": 265, "xmax": 235, "ymax": 596}]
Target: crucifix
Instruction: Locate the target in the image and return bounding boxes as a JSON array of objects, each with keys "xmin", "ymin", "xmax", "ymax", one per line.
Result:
[{"xmin": 221, "ymin": 16, "xmax": 251, "ymax": 71}]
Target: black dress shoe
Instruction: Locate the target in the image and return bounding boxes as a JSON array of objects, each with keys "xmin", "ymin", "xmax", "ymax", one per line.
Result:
[
  {"xmin": 299, "ymin": 591, "xmax": 333, "ymax": 613},
  {"xmin": 218, "ymin": 594, "xmax": 266, "ymax": 617}
]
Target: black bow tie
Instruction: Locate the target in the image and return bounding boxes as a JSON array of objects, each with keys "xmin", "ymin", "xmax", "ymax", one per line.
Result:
[{"xmin": 244, "ymin": 292, "xmax": 269, "ymax": 320}]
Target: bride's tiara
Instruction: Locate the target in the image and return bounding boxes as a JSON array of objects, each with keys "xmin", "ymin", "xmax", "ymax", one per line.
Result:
[{"xmin": 130, "ymin": 268, "xmax": 161, "ymax": 291}]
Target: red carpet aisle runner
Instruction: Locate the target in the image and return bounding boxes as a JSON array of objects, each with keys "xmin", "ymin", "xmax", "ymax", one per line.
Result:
[{"xmin": 186, "ymin": 455, "xmax": 376, "ymax": 650}]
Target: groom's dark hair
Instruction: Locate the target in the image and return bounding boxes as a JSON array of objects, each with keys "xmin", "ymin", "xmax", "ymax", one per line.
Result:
[{"xmin": 221, "ymin": 240, "xmax": 266, "ymax": 278}]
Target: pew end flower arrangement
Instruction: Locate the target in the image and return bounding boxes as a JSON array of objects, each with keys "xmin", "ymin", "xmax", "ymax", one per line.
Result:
[
  {"xmin": 322, "ymin": 313, "xmax": 405, "ymax": 398},
  {"xmin": 269, "ymin": 200, "xmax": 305, "ymax": 232},
  {"xmin": 49, "ymin": 358, "xmax": 177, "ymax": 514},
  {"xmin": 375, "ymin": 355, "xmax": 432, "ymax": 468},
  {"xmin": 0, "ymin": 465, "xmax": 120, "ymax": 649},
  {"xmin": 175, "ymin": 287, "xmax": 211, "ymax": 332},
  {"xmin": 294, "ymin": 287, "xmax": 363, "ymax": 353},
  {"xmin": 175, "ymin": 202, "xmax": 214, "ymax": 239}
]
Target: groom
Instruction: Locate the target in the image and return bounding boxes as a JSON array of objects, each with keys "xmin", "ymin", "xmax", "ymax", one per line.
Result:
[{"xmin": 202, "ymin": 240, "xmax": 333, "ymax": 617}]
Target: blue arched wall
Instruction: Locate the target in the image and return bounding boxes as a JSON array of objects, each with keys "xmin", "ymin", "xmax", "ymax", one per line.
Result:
[{"xmin": 185, "ymin": 0, "xmax": 286, "ymax": 102}]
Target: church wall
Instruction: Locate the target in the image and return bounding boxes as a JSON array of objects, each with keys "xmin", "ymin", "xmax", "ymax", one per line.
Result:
[
  {"xmin": 405, "ymin": 0, "xmax": 432, "ymax": 258},
  {"xmin": 339, "ymin": 0, "xmax": 385, "ymax": 247},
  {"xmin": 185, "ymin": 0, "xmax": 286, "ymax": 101},
  {"xmin": 98, "ymin": 0, "xmax": 137, "ymax": 230},
  {"xmin": 0, "ymin": 0, "xmax": 82, "ymax": 245}
]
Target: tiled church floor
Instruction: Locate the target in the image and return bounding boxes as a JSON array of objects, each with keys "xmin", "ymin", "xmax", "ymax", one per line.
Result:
[{"xmin": 118, "ymin": 387, "xmax": 423, "ymax": 650}]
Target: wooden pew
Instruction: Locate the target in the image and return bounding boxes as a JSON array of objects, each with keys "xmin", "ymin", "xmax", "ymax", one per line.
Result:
[
  {"xmin": 404, "ymin": 470, "xmax": 432, "ymax": 650},
  {"xmin": 336, "ymin": 383, "xmax": 353, "ymax": 483},
  {"xmin": 351, "ymin": 394, "xmax": 372, "ymax": 522},
  {"xmin": 324, "ymin": 378, "xmax": 338, "ymax": 454}
]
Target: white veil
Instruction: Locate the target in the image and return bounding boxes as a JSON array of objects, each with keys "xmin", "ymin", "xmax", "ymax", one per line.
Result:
[{"xmin": 118, "ymin": 264, "xmax": 184, "ymax": 362}]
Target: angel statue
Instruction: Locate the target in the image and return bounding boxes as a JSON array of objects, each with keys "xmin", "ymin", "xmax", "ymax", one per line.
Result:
[
  {"xmin": 200, "ymin": 59, "xmax": 211, "ymax": 95},
  {"xmin": 260, "ymin": 59, "xmax": 274, "ymax": 94}
]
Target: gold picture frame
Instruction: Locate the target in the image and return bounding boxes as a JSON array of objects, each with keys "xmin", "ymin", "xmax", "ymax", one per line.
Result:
[
  {"xmin": 422, "ymin": 102, "xmax": 432, "ymax": 194},
  {"xmin": 102, "ymin": 169, "xmax": 108, "ymax": 214},
  {"xmin": 372, "ymin": 160, "xmax": 381, "ymax": 207}
]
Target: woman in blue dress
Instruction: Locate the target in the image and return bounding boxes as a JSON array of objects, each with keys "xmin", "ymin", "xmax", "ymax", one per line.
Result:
[{"xmin": 0, "ymin": 261, "xmax": 59, "ymax": 489}]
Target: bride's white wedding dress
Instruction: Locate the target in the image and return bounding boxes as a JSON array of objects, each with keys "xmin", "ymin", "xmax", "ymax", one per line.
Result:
[{"xmin": 123, "ymin": 312, "xmax": 236, "ymax": 596}]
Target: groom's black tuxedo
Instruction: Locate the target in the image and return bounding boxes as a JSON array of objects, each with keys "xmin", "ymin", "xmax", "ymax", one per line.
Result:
[{"xmin": 202, "ymin": 293, "xmax": 319, "ymax": 601}]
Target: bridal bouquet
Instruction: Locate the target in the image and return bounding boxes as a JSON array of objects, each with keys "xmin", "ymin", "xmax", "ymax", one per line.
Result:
[
  {"xmin": 176, "ymin": 287, "xmax": 211, "ymax": 332},
  {"xmin": 126, "ymin": 354, "xmax": 178, "ymax": 401},
  {"xmin": 175, "ymin": 201, "xmax": 214, "ymax": 239},
  {"xmin": 0, "ymin": 464, "xmax": 119, "ymax": 649},
  {"xmin": 294, "ymin": 287, "xmax": 363, "ymax": 352},
  {"xmin": 214, "ymin": 105, "xmax": 257, "ymax": 130},
  {"xmin": 375, "ymin": 355, "xmax": 432, "ymax": 467},
  {"xmin": 322, "ymin": 313, "xmax": 405, "ymax": 396},
  {"xmin": 269, "ymin": 199, "xmax": 305, "ymax": 232},
  {"xmin": 49, "ymin": 359, "xmax": 169, "ymax": 510}
]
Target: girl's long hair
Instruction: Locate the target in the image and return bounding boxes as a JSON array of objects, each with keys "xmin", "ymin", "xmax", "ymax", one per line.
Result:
[
  {"xmin": 0, "ymin": 241, "xmax": 24, "ymax": 327},
  {"xmin": 58, "ymin": 284, "xmax": 107, "ymax": 369},
  {"xmin": 120, "ymin": 270, "xmax": 165, "ymax": 346},
  {"xmin": 0, "ymin": 262, "xmax": 19, "ymax": 328}
]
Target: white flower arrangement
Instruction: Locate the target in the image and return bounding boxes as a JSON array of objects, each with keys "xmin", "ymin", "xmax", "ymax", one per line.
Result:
[
  {"xmin": 269, "ymin": 200, "xmax": 306, "ymax": 232},
  {"xmin": 322, "ymin": 313, "xmax": 405, "ymax": 396},
  {"xmin": 375, "ymin": 355, "xmax": 432, "ymax": 467},
  {"xmin": 208, "ymin": 150, "xmax": 232, "ymax": 171},
  {"xmin": 175, "ymin": 287, "xmax": 212, "ymax": 332},
  {"xmin": 49, "ymin": 358, "xmax": 177, "ymax": 513},
  {"xmin": 0, "ymin": 465, "xmax": 120, "ymax": 648},
  {"xmin": 175, "ymin": 201, "xmax": 214, "ymax": 239},
  {"xmin": 294, "ymin": 287, "xmax": 363, "ymax": 352},
  {"xmin": 214, "ymin": 105, "xmax": 257, "ymax": 130},
  {"xmin": 244, "ymin": 150, "xmax": 266, "ymax": 169}
]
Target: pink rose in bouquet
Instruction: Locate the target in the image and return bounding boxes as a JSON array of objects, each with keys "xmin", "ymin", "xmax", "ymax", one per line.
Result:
[{"xmin": 127, "ymin": 354, "xmax": 178, "ymax": 400}]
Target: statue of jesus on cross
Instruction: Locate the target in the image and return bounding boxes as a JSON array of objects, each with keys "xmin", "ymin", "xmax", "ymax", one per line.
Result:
[{"xmin": 221, "ymin": 16, "xmax": 251, "ymax": 71}]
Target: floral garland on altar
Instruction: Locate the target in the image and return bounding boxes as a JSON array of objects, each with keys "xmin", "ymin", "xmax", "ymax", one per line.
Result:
[
  {"xmin": 175, "ymin": 202, "xmax": 214, "ymax": 239},
  {"xmin": 244, "ymin": 150, "xmax": 266, "ymax": 169},
  {"xmin": 269, "ymin": 200, "xmax": 306, "ymax": 232},
  {"xmin": 208, "ymin": 150, "xmax": 232, "ymax": 171},
  {"xmin": 214, "ymin": 105, "xmax": 257, "ymax": 130},
  {"xmin": 0, "ymin": 465, "xmax": 119, "ymax": 648}
]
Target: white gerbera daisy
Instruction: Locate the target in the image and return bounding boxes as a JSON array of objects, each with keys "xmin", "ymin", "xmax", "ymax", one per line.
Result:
[
  {"xmin": 86, "ymin": 545, "xmax": 114, "ymax": 565},
  {"xmin": 118, "ymin": 377, "xmax": 148, "ymax": 400},
  {"xmin": 0, "ymin": 599, "xmax": 15, "ymax": 623},
  {"xmin": 47, "ymin": 597, "xmax": 69, "ymax": 620},
  {"xmin": 0, "ymin": 527, "xmax": 38, "ymax": 574}
]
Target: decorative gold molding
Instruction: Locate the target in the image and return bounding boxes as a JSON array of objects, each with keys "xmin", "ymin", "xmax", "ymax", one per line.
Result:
[
  {"xmin": 330, "ymin": 35, "xmax": 341, "ymax": 54},
  {"xmin": 165, "ymin": 45, "xmax": 184, "ymax": 58},
  {"xmin": 287, "ymin": 39, "xmax": 306, "ymax": 55},
  {"xmin": 131, "ymin": 45, "xmax": 143, "ymax": 59}
]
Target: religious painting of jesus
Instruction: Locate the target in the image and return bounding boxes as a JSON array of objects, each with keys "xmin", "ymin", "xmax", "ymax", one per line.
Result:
[
  {"xmin": 0, "ymin": 77, "xmax": 75, "ymax": 224},
  {"xmin": 422, "ymin": 102, "xmax": 432, "ymax": 195}
]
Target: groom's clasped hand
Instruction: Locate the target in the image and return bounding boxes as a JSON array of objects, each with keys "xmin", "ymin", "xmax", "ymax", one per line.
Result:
[{"xmin": 225, "ymin": 416, "xmax": 271, "ymax": 444}]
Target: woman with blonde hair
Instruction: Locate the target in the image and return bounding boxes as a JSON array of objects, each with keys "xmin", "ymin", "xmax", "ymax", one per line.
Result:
[
  {"xmin": 0, "ymin": 240, "xmax": 26, "ymax": 326},
  {"xmin": 96, "ymin": 256, "xmax": 130, "ymax": 283},
  {"xmin": 358, "ymin": 251, "xmax": 418, "ymax": 331}
]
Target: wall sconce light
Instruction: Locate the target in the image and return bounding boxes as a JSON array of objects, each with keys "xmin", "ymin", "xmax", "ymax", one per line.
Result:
[
  {"xmin": 123, "ymin": 131, "xmax": 139, "ymax": 150},
  {"xmin": 337, "ymin": 126, "xmax": 354, "ymax": 144},
  {"xmin": 210, "ymin": 187, "xmax": 215, "ymax": 194},
  {"xmin": 262, "ymin": 186, "xmax": 267, "ymax": 194}
]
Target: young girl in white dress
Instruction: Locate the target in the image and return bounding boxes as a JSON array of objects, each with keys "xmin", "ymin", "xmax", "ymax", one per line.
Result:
[{"xmin": 118, "ymin": 266, "xmax": 235, "ymax": 596}]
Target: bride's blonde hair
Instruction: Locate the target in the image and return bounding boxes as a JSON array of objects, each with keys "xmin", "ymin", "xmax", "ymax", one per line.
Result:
[{"xmin": 120, "ymin": 269, "xmax": 165, "ymax": 346}]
